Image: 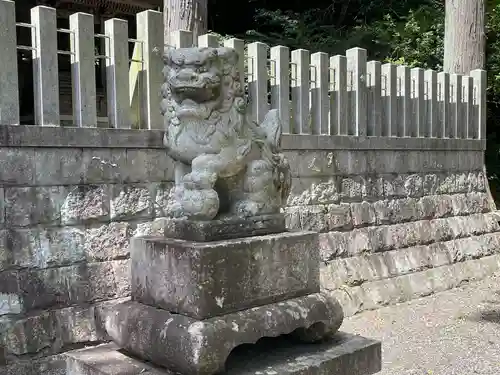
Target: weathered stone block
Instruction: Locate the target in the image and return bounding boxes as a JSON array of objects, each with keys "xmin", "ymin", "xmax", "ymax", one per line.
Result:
[
  {"xmin": 34, "ymin": 149, "xmax": 84, "ymax": 185},
  {"xmin": 110, "ymin": 184, "xmax": 153, "ymax": 220},
  {"xmin": 287, "ymin": 177, "xmax": 339, "ymax": 206},
  {"xmin": 0, "ymin": 230, "xmax": 11, "ymax": 271},
  {"xmin": 436, "ymin": 174, "xmax": 457, "ymax": 194},
  {"xmin": 0, "ymin": 271, "xmax": 21, "ymax": 316},
  {"xmin": 5, "ymin": 186, "xmax": 64, "ymax": 227},
  {"xmin": 7, "ymin": 229, "xmax": 42, "ymax": 269},
  {"xmin": 332, "ymin": 254, "xmax": 500, "ymax": 317},
  {"xmin": 131, "ymin": 232, "xmax": 320, "ymax": 319},
  {"xmin": 325, "ymin": 203, "xmax": 352, "ymax": 230},
  {"xmin": 17, "ymin": 264, "xmax": 91, "ymax": 311},
  {"xmin": 3, "ymin": 310, "xmax": 54, "ymax": 355},
  {"xmin": 0, "ymin": 188, "xmax": 4, "ymax": 228},
  {"xmin": 2, "ymin": 353, "xmax": 66, "ymax": 375},
  {"xmin": 7, "ymin": 227, "xmax": 86, "ymax": 269},
  {"xmin": 321, "ymin": 241, "xmax": 458, "ymax": 291},
  {"xmin": 285, "ymin": 205, "xmax": 328, "ymax": 232},
  {"xmin": 55, "ymin": 305, "xmax": 99, "ymax": 348},
  {"xmin": 383, "ymin": 174, "xmax": 423, "ymax": 198},
  {"xmin": 60, "ymin": 185, "xmax": 110, "ymax": 225},
  {"xmin": 82, "ymin": 149, "xmax": 127, "ymax": 184},
  {"xmin": 373, "ymin": 199, "xmax": 393, "ymax": 224},
  {"xmin": 86, "ymin": 261, "xmax": 130, "ymax": 302},
  {"xmin": 284, "ymin": 150, "xmax": 333, "ymax": 177},
  {"xmin": 0, "ymin": 148, "xmax": 35, "ymax": 185},
  {"xmin": 2, "ymin": 302, "xmax": 116, "ymax": 357},
  {"xmin": 106, "ymin": 295, "xmax": 344, "ymax": 375},
  {"xmin": 389, "ymin": 197, "xmax": 419, "ymax": 222},
  {"xmin": 350, "ymin": 201, "xmax": 376, "ymax": 227},
  {"xmin": 477, "ymin": 170, "xmax": 487, "ymax": 191},
  {"xmin": 38, "ymin": 227, "xmax": 86, "ymax": 267},
  {"xmin": 366, "ymin": 150, "xmax": 407, "ymax": 174},
  {"xmin": 330, "ymin": 150, "xmax": 368, "ymax": 175},
  {"xmin": 84, "ymin": 222, "xmax": 131, "ymax": 261},
  {"xmin": 65, "ymin": 333, "xmax": 381, "ymax": 375},
  {"xmin": 347, "ymin": 228, "xmax": 373, "ymax": 255},
  {"xmin": 458, "ymin": 150, "xmax": 483, "ymax": 171},
  {"xmin": 364, "ymin": 176, "xmax": 385, "ymax": 198},
  {"xmin": 133, "ymin": 219, "xmax": 168, "ymax": 237},
  {"xmin": 152, "ymin": 182, "xmax": 174, "ymax": 217},
  {"xmin": 126, "ymin": 149, "xmax": 174, "ymax": 182},
  {"xmin": 319, "ymin": 231, "xmax": 349, "ymax": 260},
  {"xmin": 9, "ymin": 261, "xmax": 129, "ymax": 313},
  {"xmin": 340, "ymin": 176, "xmax": 367, "ymax": 200},
  {"xmin": 455, "ymin": 172, "xmax": 470, "ymax": 193}
]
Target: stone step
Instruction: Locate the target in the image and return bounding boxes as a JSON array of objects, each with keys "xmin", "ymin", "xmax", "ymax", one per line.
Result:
[{"xmin": 65, "ymin": 332, "xmax": 381, "ymax": 375}]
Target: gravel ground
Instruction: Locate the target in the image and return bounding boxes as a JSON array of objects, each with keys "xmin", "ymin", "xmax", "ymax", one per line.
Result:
[{"xmin": 341, "ymin": 273, "xmax": 500, "ymax": 375}]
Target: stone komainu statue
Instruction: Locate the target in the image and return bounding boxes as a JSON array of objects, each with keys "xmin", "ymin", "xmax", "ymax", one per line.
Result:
[{"xmin": 161, "ymin": 46, "xmax": 291, "ymax": 220}]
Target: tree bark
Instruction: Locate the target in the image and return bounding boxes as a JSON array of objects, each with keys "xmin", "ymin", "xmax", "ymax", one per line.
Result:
[
  {"xmin": 164, "ymin": 0, "xmax": 208, "ymax": 45},
  {"xmin": 443, "ymin": 0, "xmax": 486, "ymax": 74}
]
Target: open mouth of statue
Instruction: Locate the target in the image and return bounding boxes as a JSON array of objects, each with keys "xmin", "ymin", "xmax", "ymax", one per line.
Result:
[{"xmin": 171, "ymin": 86, "xmax": 220, "ymax": 105}]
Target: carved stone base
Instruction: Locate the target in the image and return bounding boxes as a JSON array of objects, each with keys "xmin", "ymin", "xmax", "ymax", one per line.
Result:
[
  {"xmin": 131, "ymin": 231, "xmax": 320, "ymax": 319},
  {"xmin": 161, "ymin": 214, "xmax": 286, "ymax": 241},
  {"xmin": 105, "ymin": 293, "xmax": 344, "ymax": 375},
  {"xmin": 65, "ymin": 333, "xmax": 381, "ymax": 375}
]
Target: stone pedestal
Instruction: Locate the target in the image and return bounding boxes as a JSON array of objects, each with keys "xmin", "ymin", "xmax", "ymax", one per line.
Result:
[
  {"xmin": 66, "ymin": 333, "xmax": 381, "ymax": 375},
  {"xmin": 105, "ymin": 229, "xmax": 345, "ymax": 375},
  {"xmin": 66, "ymin": 219, "xmax": 381, "ymax": 375}
]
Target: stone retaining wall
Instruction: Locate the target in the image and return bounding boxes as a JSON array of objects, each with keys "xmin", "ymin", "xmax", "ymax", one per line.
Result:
[
  {"xmin": 0, "ymin": 126, "xmax": 497, "ymax": 373},
  {"xmin": 280, "ymin": 137, "xmax": 499, "ymax": 316}
]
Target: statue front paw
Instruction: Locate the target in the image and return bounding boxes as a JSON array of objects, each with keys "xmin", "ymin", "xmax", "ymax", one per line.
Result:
[
  {"xmin": 166, "ymin": 185, "xmax": 220, "ymax": 220},
  {"xmin": 183, "ymin": 171, "xmax": 217, "ymax": 190}
]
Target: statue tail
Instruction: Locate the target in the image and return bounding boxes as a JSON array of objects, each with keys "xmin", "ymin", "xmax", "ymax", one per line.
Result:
[{"xmin": 260, "ymin": 109, "xmax": 283, "ymax": 149}]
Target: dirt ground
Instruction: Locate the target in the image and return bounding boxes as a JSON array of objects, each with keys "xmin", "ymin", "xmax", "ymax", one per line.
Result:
[{"xmin": 342, "ymin": 273, "xmax": 500, "ymax": 375}]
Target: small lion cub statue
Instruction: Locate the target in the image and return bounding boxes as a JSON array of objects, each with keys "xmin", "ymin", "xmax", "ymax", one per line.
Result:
[{"xmin": 161, "ymin": 46, "xmax": 291, "ymax": 221}]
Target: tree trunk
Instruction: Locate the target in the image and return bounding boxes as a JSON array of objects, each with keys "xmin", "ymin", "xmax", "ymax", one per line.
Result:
[
  {"xmin": 164, "ymin": 0, "xmax": 208, "ymax": 45},
  {"xmin": 443, "ymin": 0, "xmax": 486, "ymax": 74}
]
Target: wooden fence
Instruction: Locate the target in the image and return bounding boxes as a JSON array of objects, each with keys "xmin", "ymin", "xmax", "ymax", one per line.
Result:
[{"xmin": 0, "ymin": 0, "xmax": 487, "ymax": 139}]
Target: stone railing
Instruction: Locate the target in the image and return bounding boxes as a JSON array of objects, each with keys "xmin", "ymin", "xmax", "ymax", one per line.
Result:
[{"xmin": 0, "ymin": 0, "xmax": 487, "ymax": 140}]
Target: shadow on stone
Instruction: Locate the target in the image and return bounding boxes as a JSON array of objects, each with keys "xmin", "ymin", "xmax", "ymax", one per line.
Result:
[
  {"xmin": 470, "ymin": 308, "xmax": 500, "ymax": 324},
  {"xmin": 225, "ymin": 331, "xmax": 380, "ymax": 375}
]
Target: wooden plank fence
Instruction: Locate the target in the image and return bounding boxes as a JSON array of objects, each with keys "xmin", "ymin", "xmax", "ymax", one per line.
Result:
[{"xmin": 0, "ymin": 0, "xmax": 487, "ymax": 139}]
